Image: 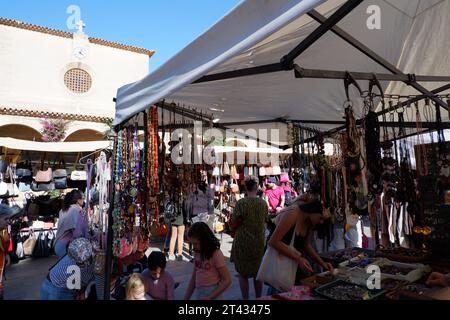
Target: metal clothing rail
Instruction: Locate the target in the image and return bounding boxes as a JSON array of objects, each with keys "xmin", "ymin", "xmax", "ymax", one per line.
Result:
[
  {"xmin": 305, "ymin": 82, "xmax": 450, "ymax": 142},
  {"xmin": 109, "ymin": 0, "xmax": 448, "ymax": 300},
  {"xmin": 293, "ymin": 66, "xmax": 450, "ymax": 82},
  {"xmin": 290, "ymin": 121, "xmax": 450, "ymax": 129}
]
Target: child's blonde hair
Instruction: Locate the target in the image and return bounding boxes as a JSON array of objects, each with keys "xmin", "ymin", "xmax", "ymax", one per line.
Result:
[{"xmin": 125, "ymin": 273, "xmax": 146, "ymax": 300}]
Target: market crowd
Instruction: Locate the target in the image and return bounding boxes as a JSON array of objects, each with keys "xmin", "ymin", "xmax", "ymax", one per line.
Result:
[{"xmin": 2, "ymin": 177, "xmax": 449, "ymax": 300}]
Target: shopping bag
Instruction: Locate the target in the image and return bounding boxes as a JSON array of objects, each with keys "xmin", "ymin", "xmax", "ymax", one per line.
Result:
[
  {"xmin": 256, "ymin": 228, "xmax": 298, "ymax": 292},
  {"xmin": 23, "ymin": 231, "xmax": 37, "ymax": 256}
]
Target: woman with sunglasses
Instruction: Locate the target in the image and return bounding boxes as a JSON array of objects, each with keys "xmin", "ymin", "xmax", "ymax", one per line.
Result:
[
  {"xmin": 265, "ymin": 194, "xmax": 334, "ymax": 295},
  {"xmin": 54, "ymin": 190, "xmax": 89, "ymax": 258}
]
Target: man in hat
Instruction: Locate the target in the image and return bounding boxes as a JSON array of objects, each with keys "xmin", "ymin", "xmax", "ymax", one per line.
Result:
[
  {"xmin": 0, "ymin": 204, "xmax": 22, "ymax": 300},
  {"xmin": 264, "ymin": 177, "xmax": 285, "ymax": 215}
]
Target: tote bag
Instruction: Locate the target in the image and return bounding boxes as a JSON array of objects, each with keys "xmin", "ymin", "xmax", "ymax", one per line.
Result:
[
  {"xmin": 256, "ymin": 227, "xmax": 298, "ymax": 292},
  {"xmin": 23, "ymin": 231, "xmax": 37, "ymax": 256}
]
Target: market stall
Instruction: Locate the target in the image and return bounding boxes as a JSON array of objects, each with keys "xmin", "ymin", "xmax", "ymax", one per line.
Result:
[
  {"xmin": 0, "ymin": 138, "xmax": 113, "ymax": 299},
  {"xmin": 109, "ymin": 0, "xmax": 450, "ymax": 300}
]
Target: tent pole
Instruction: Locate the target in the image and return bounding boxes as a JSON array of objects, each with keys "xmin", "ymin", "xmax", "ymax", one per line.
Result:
[
  {"xmin": 103, "ymin": 128, "xmax": 118, "ymax": 300},
  {"xmin": 294, "ymin": 66, "xmax": 450, "ymax": 82},
  {"xmin": 307, "ymin": 10, "xmax": 449, "ymax": 112},
  {"xmin": 281, "ymin": 0, "xmax": 364, "ymax": 68},
  {"xmin": 193, "ymin": 0, "xmax": 363, "ymax": 84}
]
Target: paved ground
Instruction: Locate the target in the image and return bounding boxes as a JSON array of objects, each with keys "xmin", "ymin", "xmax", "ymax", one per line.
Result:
[
  {"xmin": 4, "ymin": 255, "xmax": 59, "ymax": 300},
  {"xmin": 4, "ymin": 232, "xmax": 269, "ymax": 300}
]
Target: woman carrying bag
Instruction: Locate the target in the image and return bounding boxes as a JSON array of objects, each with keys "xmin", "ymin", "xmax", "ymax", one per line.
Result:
[
  {"xmin": 258, "ymin": 194, "xmax": 334, "ymax": 295},
  {"xmin": 230, "ymin": 176, "xmax": 268, "ymax": 300}
]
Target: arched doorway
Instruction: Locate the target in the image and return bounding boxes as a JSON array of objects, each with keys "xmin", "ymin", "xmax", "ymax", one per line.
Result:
[
  {"xmin": 0, "ymin": 124, "xmax": 43, "ymax": 141},
  {"xmin": 65, "ymin": 129, "xmax": 105, "ymax": 142}
]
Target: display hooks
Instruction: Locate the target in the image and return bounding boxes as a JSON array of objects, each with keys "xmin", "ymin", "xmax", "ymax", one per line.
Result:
[
  {"xmin": 389, "ymin": 100, "xmax": 399, "ymax": 164},
  {"xmin": 415, "ymin": 100, "xmax": 428, "ymax": 177}
]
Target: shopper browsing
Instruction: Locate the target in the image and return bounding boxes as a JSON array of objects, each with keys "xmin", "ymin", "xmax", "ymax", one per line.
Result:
[
  {"xmin": 141, "ymin": 251, "xmax": 175, "ymax": 300},
  {"xmin": 184, "ymin": 222, "xmax": 231, "ymax": 300},
  {"xmin": 54, "ymin": 190, "xmax": 89, "ymax": 257},
  {"xmin": 40, "ymin": 238, "xmax": 95, "ymax": 300},
  {"xmin": 166, "ymin": 193, "xmax": 187, "ymax": 262},
  {"xmin": 264, "ymin": 177, "xmax": 285, "ymax": 214},
  {"xmin": 265, "ymin": 194, "xmax": 333, "ymax": 295},
  {"xmin": 230, "ymin": 176, "xmax": 267, "ymax": 299}
]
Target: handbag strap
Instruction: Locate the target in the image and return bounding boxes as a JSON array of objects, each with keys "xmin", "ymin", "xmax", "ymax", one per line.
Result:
[{"xmin": 48, "ymin": 253, "xmax": 68, "ymax": 274}]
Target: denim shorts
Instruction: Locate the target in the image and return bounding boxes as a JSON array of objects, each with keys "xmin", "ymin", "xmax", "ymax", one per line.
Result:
[
  {"xmin": 40, "ymin": 278, "xmax": 75, "ymax": 300},
  {"xmin": 195, "ymin": 284, "xmax": 222, "ymax": 300}
]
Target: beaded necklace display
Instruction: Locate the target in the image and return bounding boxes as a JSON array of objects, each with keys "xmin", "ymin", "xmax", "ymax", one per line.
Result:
[
  {"xmin": 147, "ymin": 106, "xmax": 159, "ymax": 223},
  {"xmin": 112, "ymin": 129, "xmax": 124, "ymax": 255}
]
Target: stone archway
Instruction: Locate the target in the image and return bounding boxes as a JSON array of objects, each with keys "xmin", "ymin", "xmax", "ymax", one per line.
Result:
[
  {"xmin": 64, "ymin": 129, "xmax": 105, "ymax": 142},
  {"xmin": 0, "ymin": 124, "xmax": 43, "ymax": 141}
]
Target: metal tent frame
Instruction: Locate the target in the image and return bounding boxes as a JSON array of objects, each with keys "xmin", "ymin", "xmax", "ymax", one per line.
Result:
[{"xmin": 105, "ymin": 0, "xmax": 450, "ymax": 299}]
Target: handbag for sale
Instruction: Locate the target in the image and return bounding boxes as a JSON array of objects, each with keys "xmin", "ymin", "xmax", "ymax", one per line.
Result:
[
  {"xmin": 0, "ymin": 181, "xmax": 8, "ymax": 196},
  {"xmin": 54, "ymin": 177, "xmax": 67, "ymax": 189},
  {"xmin": 116, "ymin": 238, "xmax": 133, "ymax": 259},
  {"xmin": 16, "ymin": 168, "xmax": 32, "ymax": 178},
  {"xmin": 18, "ymin": 180, "xmax": 31, "ymax": 192},
  {"xmin": 223, "ymin": 162, "xmax": 230, "ymax": 176},
  {"xmin": 214, "ymin": 222, "xmax": 225, "ymax": 233},
  {"xmin": 15, "ymin": 234, "xmax": 24, "ymax": 260},
  {"xmin": 259, "ymin": 166, "xmax": 266, "ymax": 176},
  {"xmin": 27, "ymin": 202, "xmax": 40, "ymax": 217},
  {"xmin": 23, "ymin": 231, "xmax": 37, "ymax": 256},
  {"xmin": 36, "ymin": 182, "xmax": 55, "ymax": 192},
  {"xmin": 230, "ymin": 165, "xmax": 238, "ymax": 178},
  {"xmin": 256, "ymin": 226, "xmax": 298, "ymax": 292},
  {"xmin": 6, "ymin": 183, "xmax": 19, "ymax": 196},
  {"xmin": 32, "ymin": 231, "xmax": 50, "ymax": 258},
  {"xmin": 212, "ymin": 166, "xmax": 220, "ymax": 177},
  {"xmin": 47, "ymin": 229, "xmax": 55, "ymax": 254},
  {"xmin": 272, "ymin": 166, "xmax": 282, "ymax": 175},
  {"xmin": 53, "ymin": 169, "xmax": 67, "ymax": 178},
  {"xmin": 71, "ymin": 171, "xmax": 87, "ymax": 181},
  {"xmin": 0, "ymin": 158, "xmax": 8, "ymax": 173},
  {"xmin": 35, "ymin": 168, "xmax": 53, "ymax": 183}
]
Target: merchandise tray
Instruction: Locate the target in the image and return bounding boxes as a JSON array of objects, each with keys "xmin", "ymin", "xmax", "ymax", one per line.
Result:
[
  {"xmin": 338, "ymin": 256, "xmax": 382, "ymax": 269},
  {"xmin": 375, "ymin": 259, "xmax": 431, "ymax": 283},
  {"xmin": 314, "ymin": 279, "xmax": 386, "ymax": 301},
  {"xmin": 319, "ymin": 248, "xmax": 375, "ymax": 266}
]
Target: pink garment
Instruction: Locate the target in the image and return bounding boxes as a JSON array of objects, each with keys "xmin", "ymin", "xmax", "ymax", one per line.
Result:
[
  {"xmin": 265, "ymin": 187, "xmax": 284, "ymax": 211},
  {"xmin": 141, "ymin": 269, "xmax": 175, "ymax": 300},
  {"xmin": 194, "ymin": 249, "xmax": 226, "ymax": 288}
]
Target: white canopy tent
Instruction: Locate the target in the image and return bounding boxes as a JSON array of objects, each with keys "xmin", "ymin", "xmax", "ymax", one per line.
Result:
[
  {"xmin": 115, "ymin": 0, "xmax": 450, "ymax": 142},
  {"xmin": 0, "ymin": 137, "xmax": 111, "ymax": 152}
]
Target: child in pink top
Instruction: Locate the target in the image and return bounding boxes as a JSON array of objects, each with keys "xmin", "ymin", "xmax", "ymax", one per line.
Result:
[{"xmin": 184, "ymin": 222, "xmax": 231, "ymax": 300}]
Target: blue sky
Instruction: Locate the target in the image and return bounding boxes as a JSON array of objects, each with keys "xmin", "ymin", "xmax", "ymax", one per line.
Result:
[{"xmin": 0, "ymin": 0, "xmax": 241, "ymax": 70}]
